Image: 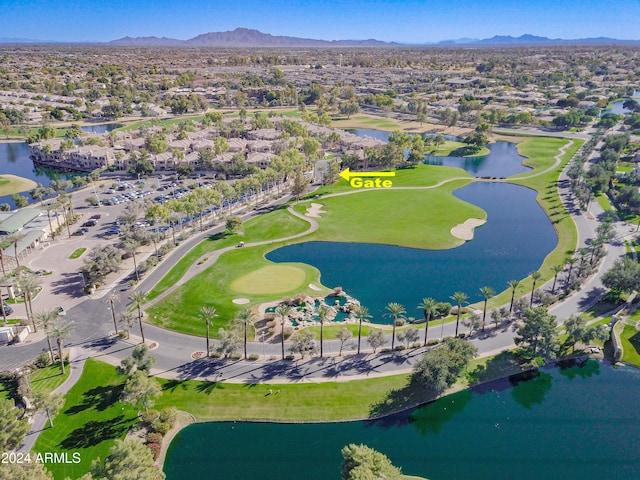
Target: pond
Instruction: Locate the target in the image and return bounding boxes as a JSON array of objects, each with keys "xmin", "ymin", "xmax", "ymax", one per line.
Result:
[
  {"xmin": 348, "ymin": 128, "xmax": 530, "ymax": 177},
  {"xmin": 164, "ymin": 360, "xmax": 640, "ymax": 480},
  {"xmin": 266, "ymin": 182, "xmax": 557, "ymax": 320},
  {"xmin": 0, "ymin": 123, "xmax": 120, "ymax": 208},
  {"xmin": 603, "ymin": 91, "xmax": 640, "ymax": 115}
]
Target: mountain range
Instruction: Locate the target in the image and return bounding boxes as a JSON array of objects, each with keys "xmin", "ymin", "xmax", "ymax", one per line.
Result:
[{"xmin": 1, "ymin": 28, "xmax": 639, "ymax": 46}]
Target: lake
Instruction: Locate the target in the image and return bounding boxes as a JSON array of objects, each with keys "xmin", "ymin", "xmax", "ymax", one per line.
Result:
[
  {"xmin": 348, "ymin": 128, "xmax": 530, "ymax": 178},
  {"xmin": 0, "ymin": 123, "xmax": 121, "ymax": 208},
  {"xmin": 164, "ymin": 360, "xmax": 640, "ymax": 480},
  {"xmin": 266, "ymin": 182, "xmax": 557, "ymax": 319}
]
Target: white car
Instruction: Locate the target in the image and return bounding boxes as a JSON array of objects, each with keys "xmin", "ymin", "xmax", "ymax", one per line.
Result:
[{"xmin": 57, "ymin": 306, "xmax": 66, "ymax": 316}]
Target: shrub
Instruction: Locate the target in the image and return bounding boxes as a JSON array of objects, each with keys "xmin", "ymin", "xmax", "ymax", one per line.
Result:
[
  {"xmin": 248, "ymin": 354, "xmax": 259, "ymax": 361},
  {"xmin": 35, "ymin": 353, "xmax": 51, "ymax": 368},
  {"xmin": 427, "ymin": 339, "xmax": 440, "ymax": 346},
  {"xmin": 394, "ymin": 318, "xmax": 406, "ymax": 327},
  {"xmin": 141, "ymin": 409, "xmax": 160, "ymax": 425},
  {"xmin": 147, "ymin": 442, "xmax": 162, "ymax": 460},
  {"xmin": 394, "ymin": 345, "xmax": 406, "ymax": 351},
  {"xmin": 411, "ymin": 342, "xmax": 422, "ymax": 349},
  {"xmin": 152, "ymin": 421, "xmax": 172, "ymax": 436},
  {"xmin": 284, "ymin": 355, "xmax": 295, "ymax": 361},
  {"xmin": 146, "ymin": 432, "xmax": 163, "ymax": 445},
  {"xmin": 159, "ymin": 407, "xmax": 177, "ymax": 426}
]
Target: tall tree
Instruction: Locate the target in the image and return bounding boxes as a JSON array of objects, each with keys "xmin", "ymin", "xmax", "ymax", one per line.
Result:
[
  {"xmin": 0, "ymin": 398, "xmax": 30, "ymax": 451},
  {"xmin": 130, "ymin": 290, "xmax": 148, "ymax": 344},
  {"xmin": 450, "ymin": 291, "xmax": 468, "ymax": 338},
  {"xmin": 90, "ymin": 439, "xmax": 163, "ymax": 480},
  {"xmin": 336, "ymin": 327, "xmax": 352, "ymax": 356},
  {"xmin": 384, "ymin": 302, "xmax": 406, "ymax": 350},
  {"xmin": 417, "ymin": 297, "xmax": 437, "ymax": 346},
  {"xmin": 275, "ymin": 304, "xmax": 292, "ymax": 360},
  {"xmin": 562, "ymin": 315, "xmax": 609, "ymax": 353},
  {"xmin": 551, "ymin": 264, "xmax": 564, "ymax": 293},
  {"xmin": 234, "ymin": 308, "xmax": 255, "ymax": 360},
  {"xmin": 33, "ymin": 391, "xmax": 64, "ymax": 428},
  {"xmin": 49, "ymin": 317, "xmax": 74, "ymax": 374},
  {"xmin": 352, "ymin": 305, "xmax": 371, "ymax": 354},
  {"xmin": 411, "ymin": 337, "xmax": 477, "ymax": 394},
  {"xmin": 479, "ymin": 286, "xmax": 495, "ymax": 332},
  {"xmin": 16, "ymin": 271, "xmax": 40, "ymax": 332},
  {"xmin": 317, "ymin": 304, "xmax": 330, "ymax": 357},
  {"xmin": 105, "ymin": 292, "xmax": 120, "ymax": 335},
  {"xmin": 529, "ymin": 271, "xmax": 542, "ymax": 308},
  {"xmin": 122, "ymin": 371, "xmax": 161, "ymax": 412},
  {"xmin": 508, "ymin": 279, "xmax": 521, "ymax": 314},
  {"xmin": 341, "ymin": 444, "xmax": 403, "ymax": 480},
  {"xmin": 34, "ymin": 309, "xmax": 57, "ymax": 361},
  {"xmin": 6, "ymin": 232, "xmax": 25, "ymax": 270},
  {"xmin": 514, "ymin": 307, "xmax": 558, "ymax": 359},
  {"xmin": 199, "ymin": 306, "xmax": 218, "ymax": 356}
]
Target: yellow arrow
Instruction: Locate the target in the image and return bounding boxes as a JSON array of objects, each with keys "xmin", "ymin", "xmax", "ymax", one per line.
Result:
[{"xmin": 339, "ymin": 168, "xmax": 396, "ymax": 182}]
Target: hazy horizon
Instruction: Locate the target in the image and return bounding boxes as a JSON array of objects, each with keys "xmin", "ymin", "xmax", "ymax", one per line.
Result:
[{"xmin": 2, "ymin": 0, "xmax": 639, "ymax": 44}]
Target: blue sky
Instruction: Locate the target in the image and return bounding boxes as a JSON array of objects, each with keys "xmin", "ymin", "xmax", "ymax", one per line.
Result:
[{"xmin": 2, "ymin": 0, "xmax": 639, "ymax": 42}]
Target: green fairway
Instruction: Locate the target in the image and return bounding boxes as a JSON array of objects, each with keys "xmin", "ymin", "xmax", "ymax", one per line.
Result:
[
  {"xmin": 621, "ymin": 324, "xmax": 640, "ymax": 367},
  {"xmin": 0, "ymin": 174, "xmax": 37, "ymax": 196},
  {"xmin": 147, "ymin": 207, "xmax": 310, "ymax": 301},
  {"xmin": 33, "ymin": 359, "xmax": 138, "ymax": 480},
  {"xmin": 231, "ymin": 265, "xmax": 306, "ymax": 294},
  {"xmin": 147, "ymin": 244, "xmax": 330, "ymax": 335},
  {"xmin": 299, "ymin": 179, "xmax": 483, "ymax": 250}
]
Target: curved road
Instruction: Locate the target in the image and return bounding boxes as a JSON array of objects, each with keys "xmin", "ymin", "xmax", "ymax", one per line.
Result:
[{"xmin": 0, "ymin": 134, "xmax": 627, "ymax": 389}]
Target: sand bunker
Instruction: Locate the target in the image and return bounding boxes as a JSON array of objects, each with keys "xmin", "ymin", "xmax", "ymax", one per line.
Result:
[
  {"xmin": 451, "ymin": 218, "xmax": 486, "ymax": 241},
  {"xmin": 232, "ymin": 298, "xmax": 251, "ymax": 304},
  {"xmin": 308, "ymin": 283, "xmax": 321, "ymax": 291},
  {"xmin": 305, "ymin": 203, "xmax": 326, "ymax": 218}
]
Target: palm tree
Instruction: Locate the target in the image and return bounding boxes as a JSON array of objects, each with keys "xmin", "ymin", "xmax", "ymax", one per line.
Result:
[
  {"xmin": 317, "ymin": 305, "xmax": 330, "ymax": 358},
  {"xmin": 529, "ymin": 271, "xmax": 542, "ymax": 308},
  {"xmin": 551, "ymin": 264, "xmax": 564, "ymax": 293},
  {"xmin": 35, "ymin": 309, "xmax": 57, "ymax": 362},
  {"xmin": 565, "ymin": 257, "xmax": 577, "ymax": 289},
  {"xmin": 508, "ymin": 279, "xmax": 521, "ymax": 314},
  {"xmin": 6, "ymin": 232, "xmax": 24, "ymax": 270},
  {"xmin": 479, "ymin": 286, "xmax": 495, "ymax": 332},
  {"xmin": 123, "ymin": 239, "xmax": 141, "ymax": 283},
  {"xmin": 49, "ymin": 318, "xmax": 74, "ymax": 374},
  {"xmin": 199, "ymin": 306, "xmax": 218, "ymax": 356},
  {"xmin": 352, "ymin": 305, "xmax": 371, "ymax": 354},
  {"xmin": 15, "ymin": 271, "xmax": 40, "ymax": 331},
  {"xmin": 119, "ymin": 311, "xmax": 135, "ymax": 339},
  {"xmin": 450, "ymin": 292, "xmax": 468, "ymax": 338},
  {"xmin": 235, "ymin": 309, "xmax": 255, "ymax": 360},
  {"xmin": 0, "ymin": 239, "xmax": 9, "ymax": 276},
  {"xmin": 130, "ymin": 290, "xmax": 148, "ymax": 344},
  {"xmin": 275, "ymin": 305, "xmax": 292, "ymax": 360},
  {"xmin": 105, "ymin": 292, "xmax": 120, "ymax": 335},
  {"xmin": 384, "ymin": 302, "xmax": 406, "ymax": 350},
  {"xmin": 417, "ymin": 297, "xmax": 437, "ymax": 346}
]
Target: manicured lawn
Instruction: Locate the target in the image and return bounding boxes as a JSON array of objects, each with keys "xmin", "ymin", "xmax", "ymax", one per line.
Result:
[
  {"xmin": 299, "ymin": 179, "xmax": 482, "ymax": 250},
  {"xmin": 595, "ymin": 192, "xmax": 612, "ymax": 211},
  {"xmin": 0, "ymin": 174, "xmax": 37, "ymax": 195},
  {"xmin": 311, "ymin": 163, "xmax": 470, "ymax": 196},
  {"xmin": 33, "ymin": 359, "xmax": 138, "ymax": 480},
  {"xmin": 332, "ymin": 114, "xmax": 404, "ymax": 131},
  {"xmin": 147, "ymin": 208, "xmax": 310, "ymax": 301},
  {"xmin": 69, "ymin": 247, "xmax": 87, "ymax": 259},
  {"xmin": 147, "ymin": 244, "xmax": 330, "ymax": 335},
  {"xmin": 620, "ymin": 324, "xmax": 640, "ymax": 366},
  {"xmin": 427, "ymin": 141, "xmax": 490, "ymax": 157},
  {"xmin": 30, "ymin": 362, "xmax": 71, "ymax": 394},
  {"xmin": 230, "ymin": 265, "xmax": 306, "ymax": 294}
]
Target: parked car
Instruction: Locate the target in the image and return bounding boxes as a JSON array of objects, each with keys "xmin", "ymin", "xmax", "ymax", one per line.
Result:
[
  {"xmin": 82, "ymin": 220, "xmax": 97, "ymax": 227},
  {"xmin": 90, "ymin": 214, "xmax": 102, "ymax": 219},
  {"xmin": 56, "ymin": 306, "xmax": 66, "ymax": 316},
  {"xmin": 2, "ymin": 303, "xmax": 13, "ymax": 316}
]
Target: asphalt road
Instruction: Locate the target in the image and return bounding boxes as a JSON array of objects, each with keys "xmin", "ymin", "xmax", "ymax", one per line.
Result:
[{"xmin": 0, "ymin": 131, "xmax": 627, "ymax": 384}]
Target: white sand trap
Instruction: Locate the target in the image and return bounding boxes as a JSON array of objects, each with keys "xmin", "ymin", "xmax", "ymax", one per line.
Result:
[
  {"xmin": 305, "ymin": 203, "xmax": 326, "ymax": 218},
  {"xmin": 232, "ymin": 298, "xmax": 251, "ymax": 304},
  {"xmin": 451, "ymin": 218, "xmax": 486, "ymax": 241},
  {"xmin": 308, "ymin": 283, "xmax": 322, "ymax": 291}
]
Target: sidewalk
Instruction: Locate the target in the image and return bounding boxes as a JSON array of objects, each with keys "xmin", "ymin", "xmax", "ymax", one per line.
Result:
[{"xmin": 19, "ymin": 347, "xmax": 87, "ymax": 453}]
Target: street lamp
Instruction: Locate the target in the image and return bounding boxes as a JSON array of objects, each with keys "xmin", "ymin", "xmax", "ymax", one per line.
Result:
[{"xmin": 261, "ymin": 331, "xmax": 266, "ymax": 357}]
